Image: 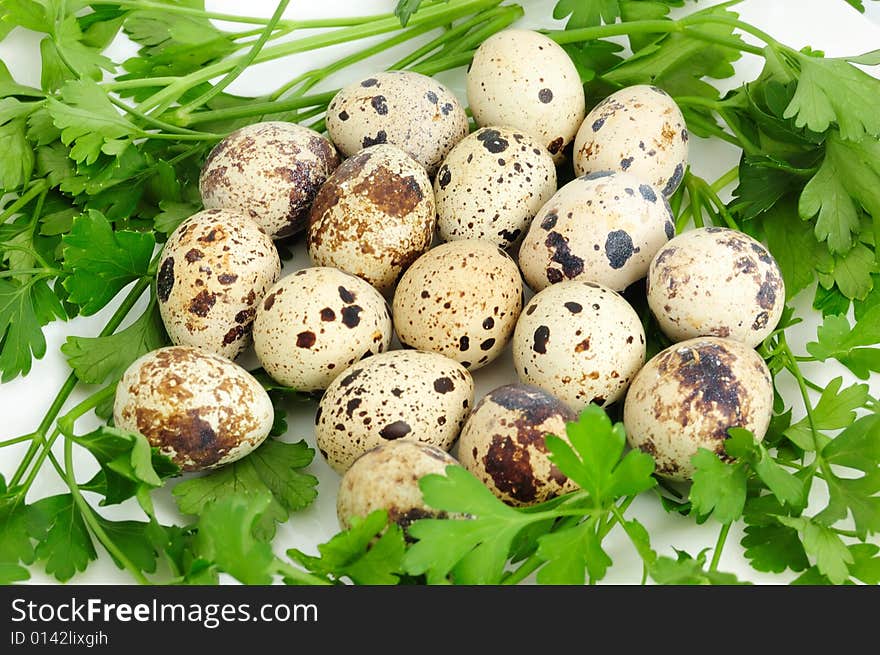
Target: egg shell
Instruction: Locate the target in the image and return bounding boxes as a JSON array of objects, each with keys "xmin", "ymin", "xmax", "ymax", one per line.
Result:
[
  {"xmin": 113, "ymin": 346, "xmax": 274, "ymax": 471},
  {"xmin": 435, "ymin": 126, "xmax": 557, "ymax": 250},
  {"xmin": 252, "ymin": 267, "xmax": 392, "ymax": 391},
  {"xmin": 647, "ymin": 227, "xmax": 786, "ymax": 348},
  {"xmin": 458, "ymin": 383, "xmax": 578, "ymax": 506},
  {"xmin": 466, "ymin": 29, "xmax": 586, "ymax": 160},
  {"xmin": 518, "ymin": 171, "xmax": 674, "ymax": 292},
  {"xmin": 307, "ymin": 145, "xmax": 435, "ymax": 294},
  {"xmin": 316, "ymin": 349, "xmax": 474, "ymax": 474},
  {"xmin": 336, "ymin": 440, "xmax": 459, "ymax": 531},
  {"xmin": 199, "ymin": 121, "xmax": 340, "ymax": 239},
  {"xmin": 392, "ymin": 239, "xmax": 523, "ymax": 371},
  {"xmin": 574, "ymin": 85, "xmax": 689, "ymax": 196},
  {"xmin": 623, "ymin": 336, "xmax": 774, "ymax": 481},
  {"xmin": 156, "ymin": 209, "xmax": 281, "ymax": 360},
  {"xmin": 512, "ymin": 280, "xmax": 646, "ymax": 411},
  {"xmin": 326, "ymin": 71, "xmax": 468, "ymax": 176}
]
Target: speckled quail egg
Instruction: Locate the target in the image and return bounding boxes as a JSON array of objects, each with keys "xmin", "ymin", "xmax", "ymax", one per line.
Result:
[
  {"xmin": 113, "ymin": 346, "xmax": 273, "ymax": 471},
  {"xmin": 326, "ymin": 71, "xmax": 468, "ymax": 176},
  {"xmin": 336, "ymin": 440, "xmax": 459, "ymax": 531},
  {"xmin": 512, "ymin": 280, "xmax": 646, "ymax": 411},
  {"xmin": 467, "ymin": 29, "xmax": 586, "ymax": 160},
  {"xmin": 308, "ymin": 145, "xmax": 435, "ymax": 294},
  {"xmin": 316, "ymin": 350, "xmax": 474, "ymax": 474},
  {"xmin": 156, "ymin": 209, "xmax": 281, "ymax": 361},
  {"xmin": 518, "ymin": 171, "xmax": 674, "ymax": 293},
  {"xmin": 574, "ymin": 85, "xmax": 689, "ymax": 196},
  {"xmin": 252, "ymin": 267, "xmax": 392, "ymax": 391},
  {"xmin": 199, "ymin": 121, "xmax": 340, "ymax": 239},
  {"xmin": 647, "ymin": 227, "xmax": 785, "ymax": 348},
  {"xmin": 623, "ymin": 336, "xmax": 773, "ymax": 481},
  {"xmin": 458, "ymin": 383, "xmax": 578, "ymax": 507},
  {"xmin": 435, "ymin": 126, "xmax": 557, "ymax": 250},
  {"xmin": 392, "ymin": 240, "xmax": 523, "ymax": 371}
]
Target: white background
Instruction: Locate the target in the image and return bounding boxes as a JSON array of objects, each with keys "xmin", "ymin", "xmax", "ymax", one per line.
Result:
[{"xmin": 1, "ymin": 0, "xmax": 879, "ymax": 585}]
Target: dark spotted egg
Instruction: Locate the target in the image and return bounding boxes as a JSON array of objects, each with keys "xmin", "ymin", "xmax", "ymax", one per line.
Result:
[
  {"xmin": 307, "ymin": 144, "xmax": 435, "ymax": 294},
  {"xmin": 316, "ymin": 350, "xmax": 474, "ymax": 474},
  {"xmin": 647, "ymin": 227, "xmax": 785, "ymax": 348},
  {"xmin": 623, "ymin": 337, "xmax": 773, "ymax": 481},
  {"xmin": 199, "ymin": 121, "xmax": 340, "ymax": 239},
  {"xmin": 435, "ymin": 126, "xmax": 557, "ymax": 251},
  {"xmin": 512, "ymin": 280, "xmax": 645, "ymax": 412},
  {"xmin": 517, "ymin": 171, "xmax": 673, "ymax": 292},
  {"xmin": 157, "ymin": 209, "xmax": 281, "ymax": 361},
  {"xmin": 252, "ymin": 267, "xmax": 392, "ymax": 392},
  {"xmin": 458, "ymin": 383, "xmax": 578, "ymax": 506},
  {"xmin": 326, "ymin": 71, "xmax": 468, "ymax": 176},
  {"xmin": 574, "ymin": 85, "xmax": 688, "ymax": 197},
  {"xmin": 113, "ymin": 346, "xmax": 274, "ymax": 471}
]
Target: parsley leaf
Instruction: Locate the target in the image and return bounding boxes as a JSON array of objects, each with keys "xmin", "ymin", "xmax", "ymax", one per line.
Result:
[
  {"xmin": 806, "ymin": 306, "xmax": 880, "ymax": 379},
  {"xmin": 534, "ymin": 517, "xmax": 611, "ymax": 584},
  {"xmin": 95, "ymin": 516, "xmax": 159, "ymax": 574},
  {"xmin": 553, "ymin": 0, "xmax": 621, "ymax": 29},
  {"xmin": 0, "ymin": 117, "xmax": 34, "ymax": 190},
  {"xmin": 689, "ymin": 448, "xmax": 749, "ymax": 524},
  {"xmin": 777, "ymin": 516, "xmax": 853, "ymax": 584},
  {"xmin": 650, "ymin": 550, "xmax": 748, "ymax": 585},
  {"xmin": 784, "ymin": 376, "xmax": 869, "ymax": 450},
  {"xmin": 0, "ymin": 278, "xmax": 65, "ymax": 381},
  {"xmin": 394, "ymin": 0, "xmax": 431, "ymax": 27},
  {"xmin": 31, "ymin": 494, "xmax": 97, "ymax": 582}
]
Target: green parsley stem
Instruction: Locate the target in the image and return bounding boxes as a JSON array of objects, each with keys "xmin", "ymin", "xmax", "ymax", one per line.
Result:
[
  {"xmin": 709, "ymin": 522, "xmax": 731, "ymax": 572},
  {"xmin": 680, "ymin": 13, "xmax": 783, "ymax": 51},
  {"xmin": 0, "ymin": 179, "xmax": 50, "ymax": 224},
  {"xmin": 181, "ymin": 91, "xmax": 338, "ymax": 127},
  {"xmin": 0, "ymin": 433, "xmax": 37, "ymax": 448},
  {"xmin": 274, "ymin": 560, "xmax": 333, "ymax": 586},
  {"xmin": 676, "ymin": 165, "xmax": 739, "ymax": 232},
  {"xmin": 0, "ymin": 268, "xmax": 61, "ymax": 280}
]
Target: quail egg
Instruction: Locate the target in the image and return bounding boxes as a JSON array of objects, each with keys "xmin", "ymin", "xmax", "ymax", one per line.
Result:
[
  {"xmin": 156, "ymin": 209, "xmax": 281, "ymax": 360},
  {"xmin": 623, "ymin": 336, "xmax": 774, "ymax": 481},
  {"xmin": 647, "ymin": 227, "xmax": 785, "ymax": 348},
  {"xmin": 573, "ymin": 85, "xmax": 689, "ymax": 196},
  {"xmin": 467, "ymin": 29, "xmax": 586, "ymax": 160},
  {"xmin": 113, "ymin": 346, "xmax": 274, "ymax": 471},
  {"xmin": 308, "ymin": 145, "xmax": 435, "ymax": 294},
  {"xmin": 435, "ymin": 126, "xmax": 557, "ymax": 250},
  {"xmin": 512, "ymin": 280, "xmax": 646, "ymax": 411},
  {"xmin": 392, "ymin": 240, "xmax": 523, "ymax": 371},
  {"xmin": 199, "ymin": 121, "xmax": 340, "ymax": 239},
  {"xmin": 458, "ymin": 383, "xmax": 578, "ymax": 506},
  {"xmin": 326, "ymin": 71, "xmax": 468, "ymax": 175},
  {"xmin": 316, "ymin": 349, "xmax": 474, "ymax": 474},
  {"xmin": 252, "ymin": 267, "xmax": 392, "ymax": 391},
  {"xmin": 518, "ymin": 171, "xmax": 674, "ymax": 292}
]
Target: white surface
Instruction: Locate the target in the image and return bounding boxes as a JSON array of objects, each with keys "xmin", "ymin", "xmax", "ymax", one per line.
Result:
[{"xmin": 1, "ymin": 0, "xmax": 879, "ymax": 585}]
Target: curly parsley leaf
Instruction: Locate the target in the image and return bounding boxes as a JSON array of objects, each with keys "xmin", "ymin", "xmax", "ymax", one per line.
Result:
[{"xmin": 806, "ymin": 306, "xmax": 880, "ymax": 379}]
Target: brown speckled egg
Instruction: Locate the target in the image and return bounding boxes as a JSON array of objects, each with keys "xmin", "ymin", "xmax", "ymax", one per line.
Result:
[
  {"xmin": 647, "ymin": 227, "xmax": 785, "ymax": 348},
  {"xmin": 467, "ymin": 29, "xmax": 586, "ymax": 160},
  {"xmin": 574, "ymin": 85, "xmax": 688, "ymax": 196},
  {"xmin": 326, "ymin": 71, "xmax": 468, "ymax": 176},
  {"xmin": 252, "ymin": 267, "xmax": 392, "ymax": 392},
  {"xmin": 199, "ymin": 121, "xmax": 340, "ymax": 239},
  {"xmin": 458, "ymin": 383, "xmax": 578, "ymax": 506},
  {"xmin": 392, "ymin": 240, "xmax": 523, "ymax": 371},
  {"xmin": 336, "ymin": 440, "xmax": 459, "ymax": 531},
  {"xmin": 518, "ymin": 171, "xmax": 673, "ymax": 293},
  {"xmin": 316, "ymin": 350, "xmax": 474, "ymax": 474},
  {"xmin": 512, "ymin": 280, "xmax": 645, "ymax": 411},
  {"xmin": 623, "ymin": 337, "xmax": 773, "ymax": 481},
  {"xmin": 157, "ymin": 209, "xmax": 281, "ymax": 360},
  {"xmin": 113, "ymin": 346, "xmax": 273, "ymax": 471},
  {"xmin": 435, "ymin": 126, "xmax": 557, "ymax": 250},
  {"xmin": 308, "ymin": 145, "xmax": 435, "ymax": 294}
]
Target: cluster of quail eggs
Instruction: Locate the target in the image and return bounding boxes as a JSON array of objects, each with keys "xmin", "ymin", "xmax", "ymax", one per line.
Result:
[{"xmin": 113, "ymin": 27, "xmax": 786, "ymax": 533}]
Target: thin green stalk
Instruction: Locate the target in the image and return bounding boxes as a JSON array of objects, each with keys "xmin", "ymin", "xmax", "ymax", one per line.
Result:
[
  {"xmin": 182, "ymin": 91, "xmax": 338, "ymax": 127},
  {"xmin": 0, "ymin": 268, "xmax": 61, "ymax": 280},
  {"xmin": 0, "ymin": 179, "xmax": 50, "ymax": 224},
  {"xmin": 274, "ymin": 560, "xmax": 334, "ymax": 586},
  {"xmin": 0, "ymin": 434, "xmax": 36, "ymax": 448},
  {"xmin": 709, "ymin": 523, "xmax": 731, "ymax": 572}
]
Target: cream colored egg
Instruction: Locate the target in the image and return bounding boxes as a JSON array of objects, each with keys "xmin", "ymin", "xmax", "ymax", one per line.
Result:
[
  {"xmin": 326, "ymin": 71, "xmax": 468, "ymax": 175},
  {"xmin": 435, "ymin": 126, "xmax": 557, "ymax": 250},
  {"xmin": 518, "ymin": 171, "xmax": 673, "ymax": 292},
  {"xmin": 199, "ymin": 121, "xmax": 340, "ymax": 239},
  {"xmin": 512, "ymin": 280, "xmax": 645, "ymax": 411},
  {"xmin": 252, "ymin": 267, "xmax": 392, "ymax": 391},
  {"xmin": 458, "ymin": 383, "xmax": 578, "ymax": 506},
  {"xmin": 467, "ymin": 29, "xmax": 586, "ymax": 160},
  {"xmin": 623, "ymin": 336, "xmax": 774, "ymax": 481},
  {"xmin": 307, "ymin": 145, "xmax": 435, "ymax": 294},
  {"xmin": 316, "ymin": 350, "xmax": 474, "ymax": 474},
  {"xmin": 156, "ymin": 209, "xmax": 281, "ymax": 360},
  {"xmin": 647, "ymin": 227, "xmax": 785, "ymax": 348},
  {"xmin": 574, "ymin": 85, "xmax": 688, "ymax": 196},
  {"xmin": 113, "ymin": 346, "xmax": 273, "ymax": 471},
  {"xmin": 392, "ymin": 240, "xmax": 523, "ymax": 371}
]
